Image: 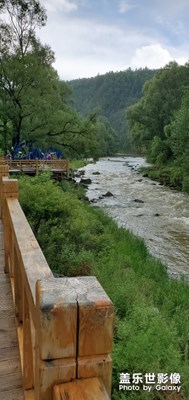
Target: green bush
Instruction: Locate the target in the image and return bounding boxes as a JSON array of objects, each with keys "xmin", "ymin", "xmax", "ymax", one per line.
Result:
[{"xmin": 182, "ymin": 176, "xmax": 189, "ymax": 193}]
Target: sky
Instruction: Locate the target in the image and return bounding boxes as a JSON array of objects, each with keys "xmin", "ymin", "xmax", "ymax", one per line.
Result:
[{"xmin": 38, "ymin": 0, "xmax": 189, "ymax": 81}]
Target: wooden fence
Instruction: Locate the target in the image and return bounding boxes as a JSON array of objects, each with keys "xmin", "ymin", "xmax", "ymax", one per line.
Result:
[
  {"xmin": 0, "ymin": 159, "xmax": 70, "ymax": 177},
  {"xmin": 0, "ymin": 165, "xmax": 113, "ymax": 400}
]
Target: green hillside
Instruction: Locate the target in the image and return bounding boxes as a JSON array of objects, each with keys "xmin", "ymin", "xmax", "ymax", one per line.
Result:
[{"xmin": 69, "ymin": 68, "xmax": 157, "ymax": 152}]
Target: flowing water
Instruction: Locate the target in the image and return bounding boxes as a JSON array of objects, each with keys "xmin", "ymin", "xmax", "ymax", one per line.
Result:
[{"xmin": 79, "ymin": 157, "xmax": 189, "ymax": 278}]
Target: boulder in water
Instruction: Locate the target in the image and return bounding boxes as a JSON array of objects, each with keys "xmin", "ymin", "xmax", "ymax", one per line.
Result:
[
  {"xmin": 102, "ymin": 191, "xmax": 114, "ymax": 197},
  {"xmin": 134, "ymin": 199, "xmax": 144, "ymax": 203},
  {"xmin": 74, "ymin": 170, "xmax": 85, "ymax": 177},
  {"xmin": 80, "ymin": 178, "xmax": 92, "ymax": 185}
]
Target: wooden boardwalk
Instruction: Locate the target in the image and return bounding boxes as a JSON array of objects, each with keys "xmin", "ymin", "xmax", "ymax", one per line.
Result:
[
  {"xmin": 4, "ymin": 159, "xmax": 70, "ymax": 178},
  {"xmin": 0, "ymin": 220, "xmax": 24, "ymax": 400}
]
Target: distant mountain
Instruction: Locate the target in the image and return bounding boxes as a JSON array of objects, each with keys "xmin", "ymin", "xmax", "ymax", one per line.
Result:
[{"xmin": 69, "ymin": 68, "xmax": 158, "ymax": 152}]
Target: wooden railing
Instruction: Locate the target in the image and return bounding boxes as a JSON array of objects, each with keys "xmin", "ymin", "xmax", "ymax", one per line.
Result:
[
  {"xmin": 0, "ymin": 165, "xmax": 113, "ymax": 400},
  {"xmin": 0, "ymin": 159, "xmax": 70, "ymax": 177}
]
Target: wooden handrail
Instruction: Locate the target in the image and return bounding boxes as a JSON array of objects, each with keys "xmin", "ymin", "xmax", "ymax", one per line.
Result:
[
  {"xmin": 0, "ymin": 159, "xmax": 70, "ymax": 177},
  {"xmin": 0, "ymin": 166, "xmax": 113, "ymax": 400}
]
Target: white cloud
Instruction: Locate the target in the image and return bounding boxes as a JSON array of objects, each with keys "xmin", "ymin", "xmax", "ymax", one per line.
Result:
[
  {"xmin": 118, "ymin": 0, "xmax": 136, "ymax": 14},
  {"xmin": 42, "ymin": 0, "xmax": 77, "ymax": 13},
  {"xmin": 130, "ymin": 44, "xmax": 173, "ymax": 69},
  {"xmin": 37, "ymin": 1, "xmax": 189, "ymax": 80},
  {"xmin": 38, "ymin": 16, "xmax": 154, "ymax": 79},
  {"xmin": 54, "ymin": 56, "xmax": 118, "ymax": 81}
]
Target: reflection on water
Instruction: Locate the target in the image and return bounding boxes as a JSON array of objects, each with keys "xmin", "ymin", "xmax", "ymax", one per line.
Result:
[{"xmin": 81, "ymin": 157, "xmax": 189, "ymax": 278}]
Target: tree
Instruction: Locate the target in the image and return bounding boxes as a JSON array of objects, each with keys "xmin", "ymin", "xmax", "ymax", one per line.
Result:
[
  {"xmin": 0, "ymin": 0, "xmax": 99, "ymax": 157},
  {"xmin": 169, "ymin": 89, "xmax": 189, "ymax": 166},
  {"xmin": 127, "ymin": 62, "xmax": 189, "ymax": 162},
  {"xmin": 0, "ymin": 0, "xmax": 46, "ymax": 56}
]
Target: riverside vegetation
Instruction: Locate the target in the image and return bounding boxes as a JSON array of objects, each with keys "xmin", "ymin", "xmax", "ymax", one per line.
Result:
[
  {"xmin": 127, "ymin": 62, "xmax": 189, "ymax": 194},
  {"xmin": 19, "ymin": 173, "xmax": 189, "ymax": 400}
]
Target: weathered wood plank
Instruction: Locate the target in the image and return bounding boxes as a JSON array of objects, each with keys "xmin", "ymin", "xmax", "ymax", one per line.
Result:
[
  {"xmin": 25, "ymin": 389, "xmax": 35, "ymax": 400},
  {"xmin": 53, "ymin": 377, "xmax": 110, "ymax": 400},
  {"xmin": 14, "ymin": 247, "xmax": 23, "ymax": 322},
  {"xmin": 0, "ymin": 313, "xmax": 15, "ymax": 329},
  {"xmin": 0, "ymin": 223, "xmax": 24, "ymax": 400},
  {"xmin": 6, "ymin": 198, "xmax": 53, "ymax": 319},
  {"xmin": 36, "ymin": 279, "xmax": 77, "ymax": 360},
  {"xmin": 76, "ymin": 276, "xmax": 114, "ymax": 357},
  {"xmin": 0, "ymin": 345, "xmax": 20, "ymax": 362},
  {"xmin": 23, "ymin": 289, "xmax": 34, "ymax": 390},
  {"xmin": 0, "ymin": 328, "xmax": 18, "ymax": 349},
  {"xmin": 0, "ymin": 388, "xmax": 25, "ymax": 400},
  {"xmin": 0, "ymin": 294, "xmax": 15, "ymax": 311},
  {"xmin": 0, "ymin": 372, "xmax": 23, "ymax": 392},
  {"xmin": 0, "ymin": 357, "xmax": 22, "ymax": 376},
  {"xmin": 78, "ymin": 355, "xmax": 112, "ymax": 397},
  {"xmin": 35, "ymin": 358, "xmax": 76, "ymax": 400}
]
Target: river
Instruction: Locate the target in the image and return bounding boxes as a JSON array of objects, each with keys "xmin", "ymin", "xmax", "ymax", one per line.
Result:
[{"xmin": 79, "ymin": 156, "xmax": 189, "ymax": 278}]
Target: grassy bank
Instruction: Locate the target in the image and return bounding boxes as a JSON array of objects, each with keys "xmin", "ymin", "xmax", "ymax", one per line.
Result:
[
  {"xmin": 19, "ymin": 174, "xmax": 189, "ymax": 399},
  {"xmin": 70, "ymin": 159, "xmax": 89, "ymax": 170},
  {"xmin": 139, "ymin": 164, "xmax": 189, "ymax": 193}
]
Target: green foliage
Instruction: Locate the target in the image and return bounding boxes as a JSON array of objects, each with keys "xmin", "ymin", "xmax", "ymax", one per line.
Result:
[
  {"xmin": 169, "ymin": 90, "xmax": 189, "ymax": 175},
  {"xmin": 0, "ymin": 0, "xmax": 101, "ymax": 158},
  {"xmin": 128, "ymin": 62, "xmax": 188, "ymax": 152},
  {"xmin": 70, "ymin": 68, "xmax": 157, "ymax": 153},
  {"xmin": 127, "ymin": 62, "xmax": 189, "ymax": 191},
  {"xmin": 19, "ymin": 175, "xmax": 189, "ymax": 399},
  {"xmin": 182, "ymin": 177, "xmax": 189, "ymax": 193},
  {"xmin": 149, "ymin": 136, "xmax": 171, "ymax": 164},
  {"xmin": 70, "ymin": 159, "xmax": 87, "ymax": 169},
  {"xmin": 139, "ymin": 165, "xmax": 183, "ymax": 189}
]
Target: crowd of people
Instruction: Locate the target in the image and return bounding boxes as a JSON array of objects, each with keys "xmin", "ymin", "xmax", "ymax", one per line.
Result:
[{"xmin": 5, "ymin": 149, "xmax": 57, "ymax": 160}]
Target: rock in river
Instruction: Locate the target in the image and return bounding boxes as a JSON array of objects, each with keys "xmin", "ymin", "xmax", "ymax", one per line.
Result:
[
  {"xmin": 134, "ymin": 199, "xmax": 144, "ymax": 203},
  {"xmin": 102, "ymin": 191, "xmax": 114, "ymax": 197}
]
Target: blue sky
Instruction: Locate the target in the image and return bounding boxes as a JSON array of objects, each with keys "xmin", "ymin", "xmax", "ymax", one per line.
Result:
[{"xmin": 39, "ymin": 0, "xmax": 189, "ymax": 80}]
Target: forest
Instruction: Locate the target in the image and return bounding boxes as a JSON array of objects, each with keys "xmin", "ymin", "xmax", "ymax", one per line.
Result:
[
  {"xmin": 127, "ymin": 62, "xmax": 189, "ymax": 192},
  {"xmin": 69, "ymin": 68, "xmax": 157, "ymax": 153}
]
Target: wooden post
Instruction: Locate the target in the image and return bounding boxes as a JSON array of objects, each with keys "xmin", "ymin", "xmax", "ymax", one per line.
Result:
[
  {"xmin": 3, "ymin": 201, "xmax": 11, "ymax": 274},
  {"xmin": 36, "ymin": 159, "xmax": 39, "ymax": 175},
  {"xmin": 0, "ymin": 165, "xmax": 9, "ymax": 217},
  {"xmin": 2, "ymin": 178, "xmax": 19, "ymax": 274},
  {"xmin": 67, "ymin": 160, "xmax": 70, "ymax": 178},
  {"xmin": 35, "ymin": 278, "xmax": 77, "ymax": 400},
  {"xmin": 75, "ymin": 276, "xmax": 113, "ymax": 398},
  {"xmin": 36, "ymin": 277, "xmax": 113, "ymax": 399},
  {"xmin": 14, "ymin": 245, "xmax": 23, "ymax": 322},
  {"xmin": 23, "ymin": 288, "xmax": 34, "ymax": 390}
]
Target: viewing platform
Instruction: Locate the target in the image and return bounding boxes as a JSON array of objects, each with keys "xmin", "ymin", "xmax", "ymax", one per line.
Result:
[
  {"xmin": 0, "ymin": 165, "xmax": 113, "ymax": 400},
  {"xmin": 1, "ymin": 159, "xmax": 70, "ymax": 178}
]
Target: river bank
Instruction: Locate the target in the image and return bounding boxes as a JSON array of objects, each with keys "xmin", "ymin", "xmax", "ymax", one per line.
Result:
[
  {"xmin": 139, "ymin": 164, "xmax": 183, "ymax": 191},
  {"xmin": 18, "ymin": 172, "xmax": 189, "ymax": 400}
]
